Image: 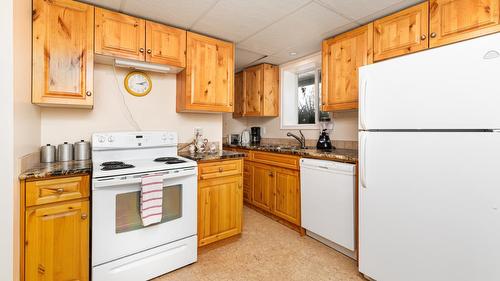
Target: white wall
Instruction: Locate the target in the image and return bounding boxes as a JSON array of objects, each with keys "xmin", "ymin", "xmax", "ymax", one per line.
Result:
[
  {"xmin": 223, "ymin": 111, "xmax": 358, "ymax": 141},
  {"xmin": 1, "ymin": 0, "xmax": 16, "ymax": 280},
  {"xmin": 41, "ymin": 64, "xmax": 223, "ymax": 146}
]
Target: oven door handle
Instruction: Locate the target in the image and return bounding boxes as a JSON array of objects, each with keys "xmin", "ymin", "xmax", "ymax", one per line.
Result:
[{"xmin": 93, "ymin": 168, "xmax": 197, "ymax": 189}]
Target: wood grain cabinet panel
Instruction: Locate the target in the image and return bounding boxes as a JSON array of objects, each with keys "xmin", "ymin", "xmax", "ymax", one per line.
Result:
[
  {"xmin": 243, "ymin": 161, "xmax": 254, "ymax": 203},
  {"xmin": 177, "ymin": 32, "xmax": 234, "ymax": 113},
  {"xmin": 25, "ymin": 175, "xmax": 89, "ymax": 207},
  {"xmin": 322, "ymin": 23, "xmax": 373, "ymax": 111},
  {"xmin": 237, "ymin": 63, "xmax": 279, "ymax": 117},
  {"xmin": 198, "ymin": 160, "xmax": 243, "ymax": 247},
  {"xmin": 374, "ymin": 2, "xmax": 429, "ymax": 61},
  {"xmin": 32, "ymin": 0, "xmax": 94, "ymax": 108},
  {"xmin": 273, "ymin": 168, "xmax": 300, "ymax": 226},
  {"xmin": 146, "ymin": 21, "xmax": 186, "ymax": 67},
  {"xmin": 198, "ymin": 159, "xmax": 242, "ymax": 180},
  {"xmin": 25, "ymin": 201, "xmax": 89, "ymax": 281},
  {"xmin": 95, "ymin": 8, "xmax": 146, "ymax": 61},
  {"xmin": 233, "ymin": 72, "xmax": 244, "ymax": 118},
  {"xmin": 430, "ymin": 0, "xmax": 500, "ymax": 47},
  {"xmin": 252, "ymin": 164, "xmax": 274, "ymax": 212}
]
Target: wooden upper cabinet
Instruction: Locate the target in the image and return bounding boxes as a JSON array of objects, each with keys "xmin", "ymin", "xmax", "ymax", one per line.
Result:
[
  {"xmin": 237, "ymin": 63, "xmax": 279, "ymax": 117},
  {"xmin": 25, "ymin": 201, "xmax": 89, "ymax": 281},
  {"xmin": 177, "ymin": 32, "xmax": 234, "ymax": 113},
  {"xmin": 429, "ymin": 0, "xmax": 500, "ymax": 47},
  {"xmin": 32, "ymin": 0, "xmax": 94, "ymax": 108},
  {"xmin": 374, "ymin": 2, "xmax": 429, "ymax": 61},
  {"xmin": 243, "ymin": 64, "xmax": 263, "ymax": 116},
  {"xmin": 95, "ymin": 8, "xmax": 146, "ymax": 61},
  {"xmin": 146, "ymin": 21, "xmax": 186, "ymax": 67},
  {"xmin": 322, "ymin": 23, "xmax": 373, "ymax": 111},
  {"xmin": 233, "ymin": 72, "xmax": 244, "ymax": 118}
]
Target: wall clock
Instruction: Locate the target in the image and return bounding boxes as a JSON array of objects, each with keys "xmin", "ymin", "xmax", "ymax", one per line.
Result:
[{"xmin": 124, "ymin": 71, "xmax": 152, "ymax": 97}]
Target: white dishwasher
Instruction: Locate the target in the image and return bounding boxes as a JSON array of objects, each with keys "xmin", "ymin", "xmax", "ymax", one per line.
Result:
[{"xmin": 300, "ymin": 158, "xmax": 356, "ymax": 256}]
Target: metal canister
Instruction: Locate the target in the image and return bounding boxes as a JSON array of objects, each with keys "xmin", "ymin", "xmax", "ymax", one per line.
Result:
[
  {"xmin": 57, "ymin": 142, "xmax": 73, "ymax": 162},
  {"xmin": 74, "ymin": 140, "xmax": 91, "ymax": 161},
  {"xmin": 40, "ymin": 144, "xmax": 56, "ymax": 163}
]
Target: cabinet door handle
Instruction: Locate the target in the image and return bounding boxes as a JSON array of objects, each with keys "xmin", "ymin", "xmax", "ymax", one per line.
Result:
[
  {"xmin": 219, "ymin": 167, "xmax": 224, "ymax": 172},
  {"xmin": 56, "ymin": 188, "xmax": 64, "ymax": 194},
  {"xmin": 81, "ymin": 213, "xmax": 88, "ymax": 220},
  {"xmin": 268, "ymin": 172, "xmax": 274, "ymax": 177},
  {"xmin": 147, "ymin": 49, "xmax": 152, "ymax": 54},
  {"xmin": 420, "ymin": 34, "xmax": 427, "ymax": 40},
  {"xmin": 430, "ymin": 32, "xmax": 437, "ymax": 38},
  {"xmin": 139, "ymin": 48, "xmax": 145, "ymax": 53},
  {"xmin": 86, "ymin": 90, "xmax": 92, "ymax": 97}
]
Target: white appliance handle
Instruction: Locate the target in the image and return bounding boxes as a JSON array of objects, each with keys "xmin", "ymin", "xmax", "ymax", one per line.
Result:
[
  {"xmin": 93, "ymin": 168, "xmax": 196, "ymax": 189},
  {"xmin": 360, "ymin": 133, "xmax": 368, "ymax": 189},
  {"xmin": 360, "ymin": 79, "xmax": 368, "ymax": 130}
]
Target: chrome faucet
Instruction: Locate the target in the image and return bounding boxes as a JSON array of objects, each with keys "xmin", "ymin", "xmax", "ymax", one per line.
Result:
[{"xmin": 286, "ymin": 130, "xmax": 306, "ymax": 149}]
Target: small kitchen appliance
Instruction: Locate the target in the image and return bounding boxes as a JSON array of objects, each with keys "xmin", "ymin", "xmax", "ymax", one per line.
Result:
[
  {"xmin": 250, "ymin": 127, "xmax": 261, "ymax": 145},
  {"xmin": 241, "ymin": 129, "xmax": 250, "ymax": 146},
  {"xmin": 91, "ymin": 131, "xmax": 197, "ymax": 281},
  {"xmin": 230, "ymin": 134, "xmax": 240, "ymax": 145},
  {"xmin": 316, "ymin": 116, "xmax": 334, "ymax": 150}
]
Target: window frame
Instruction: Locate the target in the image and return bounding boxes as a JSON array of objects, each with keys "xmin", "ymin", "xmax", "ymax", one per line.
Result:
[{"xmin": 280, "ymin": 52, "xmax": 322, "ymax": 130}]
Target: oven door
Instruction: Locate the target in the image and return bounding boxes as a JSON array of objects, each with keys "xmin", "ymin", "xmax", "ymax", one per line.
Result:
[{"xmin": 92, "ymin": 167, "xmax": 197, "ymax": 266}]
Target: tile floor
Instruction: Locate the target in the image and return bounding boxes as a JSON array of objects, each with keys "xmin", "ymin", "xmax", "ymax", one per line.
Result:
[{"xmin": 156, "ymin": 207, "xmax": 365, "ymax": 281}]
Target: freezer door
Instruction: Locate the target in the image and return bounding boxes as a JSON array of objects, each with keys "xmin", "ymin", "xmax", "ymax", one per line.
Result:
[
  {"xmin": 359, "ymin": 131, "xmax": 500, "ymax": 281},
  {"xmin": 359, "ymin": 32, "xmax": 500, "ymax": 130}
]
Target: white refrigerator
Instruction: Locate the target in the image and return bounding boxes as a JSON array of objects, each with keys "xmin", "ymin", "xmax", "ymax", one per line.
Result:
[{"xmin": 358, "ymin": 33, "xmax": 500, "ymax": 281}]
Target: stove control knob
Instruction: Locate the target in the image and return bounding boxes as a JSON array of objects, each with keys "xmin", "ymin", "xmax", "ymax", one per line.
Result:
[
  {"xmin": 98, "ymin": 136, "xmax": 105, "ymax": 143},
  {"xmin": 108, "ymin": 136, "xmax": 115, "ymax": 143},
  {"xmin": 161, "ymin": 134, "xmax": 168, "ymax": 141},
  {"xmin": 168, "ymin": 134, "xmax": 175, "ymax": 141}
]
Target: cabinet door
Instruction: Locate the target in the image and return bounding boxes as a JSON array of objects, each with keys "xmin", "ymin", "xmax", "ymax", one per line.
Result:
[
  {"xmin": 322, "ymin": 23, "xmax": 373, "ymax": 111},
  {"xmin": 179, "ymin": 32, "xmax": 234, "ymax": 113},
  {"xmin": 198, "ymin": 176, "xmax": 243, "ymax": 246},
  {"xmin": 233, "ymin": 72, "xmax": 244, "ymax": 118},
  {"xmin": 243, "ymin": 161, "xmax": 254, "ymax": 203},
  {"xmin": 32, "ymin": 0, "xmax": 94, "ymax": 108},
  {"xmin": 243, "ymin": 64, "xmax": 263, "ymax": 116},
  {"xmin": 146, "ymin": 21, "xmax": 186, "ymax": 67},
  {"xmin": 252, "ymin": 164, "xmax": 274, "ymax": 211},
  {"xmin": 25, "ymin": 201, "xmax": 89, "ymax": 281},
  {"xmin": 374, "ymin": 2, "xmax": 429, "ymax": 61},
  {"xmin": 273, "ymin": 168, "xmax": 301, "ymax": 225},
  {"xmin": 262, "ymin": 64, "xmax": 280, "ymax": 116},
  {"xmin": 429, "ymin": 0, "xmax": 500, "ymax": 47},
  {"xmin": 95, "ymin": 8, "xmax": 146, "ymax": 61}
]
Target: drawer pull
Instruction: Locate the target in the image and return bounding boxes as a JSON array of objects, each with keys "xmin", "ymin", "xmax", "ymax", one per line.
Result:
[
  {"xmin": 219, "ymin": 167, "xmax": 224, "ymax": 172},
  {"xmin": 56, "ymin": 188, "xmax": 64, "ymax": 194}
]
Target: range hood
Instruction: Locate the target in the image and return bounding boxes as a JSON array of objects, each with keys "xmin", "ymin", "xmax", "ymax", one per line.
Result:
[{"xmin": 95, "ymin": 55, "xmax": 183, "ymax": 74}]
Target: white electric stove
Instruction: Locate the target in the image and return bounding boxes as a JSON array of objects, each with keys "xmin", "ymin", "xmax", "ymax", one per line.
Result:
[{"xmin": 91, "ymin": 131, "xmax": 197, "ymax": 281}]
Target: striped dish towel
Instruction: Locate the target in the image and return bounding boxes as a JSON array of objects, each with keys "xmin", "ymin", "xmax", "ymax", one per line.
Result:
[{"xmin": 140, "ymin": 174, "xmax": 164, "ymax": 226}]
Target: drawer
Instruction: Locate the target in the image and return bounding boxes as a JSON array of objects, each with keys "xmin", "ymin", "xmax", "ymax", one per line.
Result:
[
  {"xmin": 251, "ymin": 151, "xmax": 300, "ymax": 170},
  {"xmin": 199, "ymin": 159, "xmax": 242, "ymax": 180},
  {"xmin": 26, "ymin": 175, "xmax": 90, "ymax": 207}
]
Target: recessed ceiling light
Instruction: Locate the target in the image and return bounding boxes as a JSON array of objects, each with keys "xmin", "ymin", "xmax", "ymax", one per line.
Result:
[{"xmin": 289, "ymin": 52, "xmax": 297, "ymax": 56}]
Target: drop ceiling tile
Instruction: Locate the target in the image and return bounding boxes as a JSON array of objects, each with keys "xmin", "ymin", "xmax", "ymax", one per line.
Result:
[
  {"xmin": 191, "ymin": 0, "xmax": 310, "ymax": 42},
  {"xmin": 79, "ymin": 0, "xmax": 123, "ymax": 10},
  {"xmin": 354, "ymin": 0, "xmax": 426, "ymax": 24},
  {"xmin": 235, "ymin": 48, "xmax": 265, "ymax": 71},
  {"xmin": 318, "ymin": 0, "xmax": 422, "ymax": 22},
  {"xmin": 238, "ymin": 2, "xmax": 351, "ymax": 55},
  {"xmin": 119, "ymin": 0, "xmax": 219, "ymax": 29}
]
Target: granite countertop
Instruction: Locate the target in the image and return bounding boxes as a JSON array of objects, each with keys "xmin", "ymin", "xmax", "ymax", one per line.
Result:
[
  {"xmin": 19, "ymin": 160, "xmax": 92, "ymax": 180},
  {"xmin": 180, "ymin": 150, "xmax": 246, "ymax": 162},
  {"xmin": 223, "ymin": 144, "xmax": 358, "ymax": 164}
]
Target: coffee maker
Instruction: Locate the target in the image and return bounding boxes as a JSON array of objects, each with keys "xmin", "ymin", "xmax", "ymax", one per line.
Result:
[{"xmin": 250, "ymin": 127, "xmax": 261, "ymax": 145}]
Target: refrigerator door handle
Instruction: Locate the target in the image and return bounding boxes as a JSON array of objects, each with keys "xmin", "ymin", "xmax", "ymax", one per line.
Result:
[
  {"xmin": 360, "ymin": 133, "xmax": 368, "ymax": 189},
  {"xmin": 360, "ymin": 79, "xmax": 368, "ymax": 130}
]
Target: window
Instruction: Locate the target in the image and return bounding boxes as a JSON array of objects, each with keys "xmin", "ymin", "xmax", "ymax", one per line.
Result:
[{"xmin": 281, "ymin": 53, "xmax": 329, "ymax": 129}]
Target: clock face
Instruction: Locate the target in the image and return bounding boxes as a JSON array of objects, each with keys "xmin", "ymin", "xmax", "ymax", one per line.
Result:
[{"xmin": 124, "ymin": 71, "xmax": 152, "ymax": 97}]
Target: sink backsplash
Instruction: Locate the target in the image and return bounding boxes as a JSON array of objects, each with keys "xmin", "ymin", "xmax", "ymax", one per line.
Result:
[{"xmin": 224, "ymin": 137, "xmax": 358, "ymax": 150}]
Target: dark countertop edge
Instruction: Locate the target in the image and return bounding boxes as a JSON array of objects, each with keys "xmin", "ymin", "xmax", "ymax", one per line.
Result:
[
  {"xmin": 179, "ymin": 150, "xmax": 246, "ymax": 163},
  {"xmin": 19, "ymin": 160, "xmax": 93, "ymax": 181},
  {"xmin": 223, "ymin": 145, "xmax": 358, "ymax": 164},
  {"xmin": 20, "ymin": 171, "xmax": 92, "ymax": 181}
]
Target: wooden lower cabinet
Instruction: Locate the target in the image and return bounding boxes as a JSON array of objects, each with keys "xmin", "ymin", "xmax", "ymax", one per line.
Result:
[
  {"xmin": 242, "ymin": 161, "xmax": 253, "ymax": 203},
  {"xmin": 21, "ymin": 175, "xmax": 90, "ymax": 281},
  {"xmin": 198, "ymin": 160, "xmax": 243, "ymax": 247},
  {"xmin": 252, "ymin": 163, "xmax": 274, "ymax": 212},
  {"xmin": 25, "ymin": 201, "xmax": 89, "ymax": 281},
  {"xmin": 273, "ymin": 168, "xmax": 300, "ymax": 226}
]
